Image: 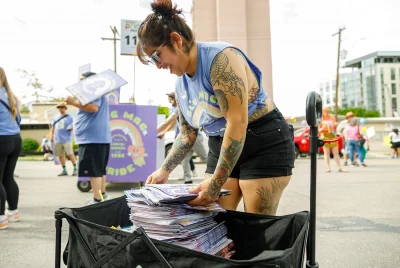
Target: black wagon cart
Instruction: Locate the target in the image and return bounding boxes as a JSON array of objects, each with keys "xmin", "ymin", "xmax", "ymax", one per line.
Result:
[{"xmin": 54, "ymin": 92, "xmax": 323, "ymax": 268}]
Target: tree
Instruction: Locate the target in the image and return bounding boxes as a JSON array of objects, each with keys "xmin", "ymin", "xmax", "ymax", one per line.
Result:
[
  {"xmin": 158, "ymin": 106, "xmax": 169, "ymax": 117},
  {"xmin": 17, "ymin": 69, "xmax": 53, "ymax": 102},
  {"xmin": 20, "ymin": 104, "xmax": 31, "ymax": 114},
  {"xmin": 331, "ymin": 107, "xmax": 381, "ymax": 118},
  {"xmin": 48, "ymin": 96, "xmax": 65, "ymax": 103}
]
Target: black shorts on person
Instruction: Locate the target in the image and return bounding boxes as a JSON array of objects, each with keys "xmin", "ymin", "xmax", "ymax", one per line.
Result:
[
  {"xmin": 206, "ymin": 108, "xmax": 295, "ymax": 179},
  {"xmin": 391, "ymin": 141, "xmax": 400, "ymax": 149},
  {"xmin": 78, "ymin": 144, "xmax": 110, "ymax": 177}
]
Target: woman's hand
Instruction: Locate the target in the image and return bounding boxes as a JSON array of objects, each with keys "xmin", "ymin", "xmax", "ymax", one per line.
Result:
[
  {"xmin": 146, "ymin": 168, "xmax": 169, "ymax": 184},
  {"xmin": 187, "ymin": 175, "xmax": 220, "ymax": 206},
  {"xmin": 64, "ymin": 96, "xmax": 76, "ymax": 105}
]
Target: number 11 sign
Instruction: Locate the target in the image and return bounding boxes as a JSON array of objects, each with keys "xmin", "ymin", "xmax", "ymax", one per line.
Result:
[{"xmin": 121, "ymin": 19, "xmax": 142, "ymax": 56}]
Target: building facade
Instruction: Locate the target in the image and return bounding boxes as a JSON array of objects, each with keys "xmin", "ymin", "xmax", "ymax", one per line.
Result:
[
  {"xmin": 191, "ymin": 0, "xmax": 274, "ymax": 99},
  {"xmin": 343, "ymin": 52, "xmax": 400, "ymax": 117}
]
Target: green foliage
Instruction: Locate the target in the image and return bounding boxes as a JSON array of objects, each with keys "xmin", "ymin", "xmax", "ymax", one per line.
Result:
[
  {"xmin": 336, "ymin": 107, "xmax": 381, "ymax": 118},
  {"xmin": 20, "ymin": 104, "xmax": 31, "ymax": 113},
  {"xmin": 158, "ymin": 106, "xmax": 170, "ymax": 117},
  {"xmin": 22, "ymin": 138, "xmax": 40, "ymax": 151}
]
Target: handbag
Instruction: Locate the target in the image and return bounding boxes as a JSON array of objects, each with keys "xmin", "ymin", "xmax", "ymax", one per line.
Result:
[{"xmin": 357, "ymin": 126, "xmax": 366, "ymax": 147}]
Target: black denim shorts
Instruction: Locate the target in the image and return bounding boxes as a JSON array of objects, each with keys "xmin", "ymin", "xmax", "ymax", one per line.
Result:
[
  {"xmin": 78, "ymin": 144, "xmax": 110, "ymax": 177},
  {"xmin": 206, "ymin": 108, "xmax": 295, "ymax": 179}
]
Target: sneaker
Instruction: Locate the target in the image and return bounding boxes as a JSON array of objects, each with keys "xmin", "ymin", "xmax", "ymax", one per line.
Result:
[
  {"xmin": 354, "ymin": 162, "xmax": 360, "ymax": 167},
  {"xmin": 58, "ymin": 171, "xmax": 68, "ymax": 176},
  {"xmin": 102, "ymin": 193, "xmax": 111, "ymax": 201},
  {"xmin": 6, "ymin": 210, "xmax": 20, "ymax": 222},
  {"xmin": 361, "ymin": 163, "xmax": 367, "ymax": 167},
  {"xmin": 343, "ymin": 161, "xmax": 348, "ymax": 166},
  {"xmin": 0, "ymin": 217, "xmax": 8, "ymax": 230},
  {"xmin": 85, "ymin": 199, "xmax": 101, "ymax": 206},
  {"xmin": 191, "ymin": 170, "xmax": 198, "ymax": 178},
  {"xmin": 72, "ymin": 169, "xmax": 78, "ymax": 176},
  {"xmin": 184, "ymin": 179, "xmax": 193, "ymax": 184},
  {"xmin": 350, "ymin": 164, "xmax": 355, "ymax": 168}
]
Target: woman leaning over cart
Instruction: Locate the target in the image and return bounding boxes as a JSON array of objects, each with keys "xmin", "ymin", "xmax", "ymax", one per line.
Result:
[
  {"xmin": 140, "ymin": 0, "xmax": 295, "ymax": 215},
  {"xmin": 0, "ymin": 67, "xmax": 22, "ymax": 230}
]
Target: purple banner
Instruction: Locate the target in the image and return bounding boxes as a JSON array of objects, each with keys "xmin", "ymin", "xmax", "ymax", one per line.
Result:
[
  {"xmin": 78, "ymin": 104, "xmax": 157, "ymax": 183},
  {"xmin": 107, "ymin": 104, "xmax": 157, "ymax": 182}
]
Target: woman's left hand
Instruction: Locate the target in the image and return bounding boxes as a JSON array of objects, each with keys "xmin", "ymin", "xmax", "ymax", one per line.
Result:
[{"xmin": 187, "ymin": 175, "xmax": 220, "ymax": 206}]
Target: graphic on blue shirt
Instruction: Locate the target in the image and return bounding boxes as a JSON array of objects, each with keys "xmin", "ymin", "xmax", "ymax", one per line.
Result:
[
  {"xmin": 52, "ymin": 114, "xmax": 73, "ymax": 143},
  {"xmin": 175, "ymin": 42, "xmax": 268, "ymax": 136},
  {"xmin": 0, "ymin": 87, "xmax": 20, "ymax": 135},
  {"xmin": 73, "ymin": 95, "xmax": 112, "ymax": 144}
]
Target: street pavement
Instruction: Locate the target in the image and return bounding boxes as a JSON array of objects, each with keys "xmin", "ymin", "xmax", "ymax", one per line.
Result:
[{"xmin": 0, "ymin": 145, "xmax": 399, "ymax": 268}]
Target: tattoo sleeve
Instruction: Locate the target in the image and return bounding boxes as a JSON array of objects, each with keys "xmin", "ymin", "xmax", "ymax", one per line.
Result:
[
  {"xmin": 207, "ymin": 136, "xmax": 245, "ymax": 198},
  {"xmin": 207, "ymin": 49, "xmax": 248, "ymax": 198},
  {"xmin": 162, "ymin": 108, "xmax": 198, "ymax": 173}
]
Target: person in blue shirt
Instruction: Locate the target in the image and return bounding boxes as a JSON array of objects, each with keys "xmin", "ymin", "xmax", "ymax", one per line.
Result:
[
  {"xmin": 138, "ymin": 0, "xmax": 295, "ymax": 215},
  {"xmin": 0, "ymin": 67, "xmax": 22, "ymax": 229},
  {"xmin": 65, "ymin": 72, "xmax": 111, "ymax": 205},
  {"xmin": 50, "ymin": 102, "xmax": 77, "ymax": 176}
]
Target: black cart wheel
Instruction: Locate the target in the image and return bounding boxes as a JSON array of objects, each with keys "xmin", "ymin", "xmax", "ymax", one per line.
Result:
[{"xmin": 77, "ymin": 181, "xmax": 92, "ymax": 192}]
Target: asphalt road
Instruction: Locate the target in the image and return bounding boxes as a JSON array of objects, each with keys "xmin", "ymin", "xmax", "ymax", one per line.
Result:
[{"xmin": 0, "ymin": 155, "xmax": 399, "ymax": 268}]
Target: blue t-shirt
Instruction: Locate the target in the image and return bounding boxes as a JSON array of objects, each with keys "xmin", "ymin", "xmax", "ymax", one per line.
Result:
[
  {"xmin": 51, "ymin": 114, "xmax": 73, "ymax": 143},
  {"xmin": 175, "ymin": 42, "xmax": 268, "ymax": 136},
  {"xmin": 0, "ymin": 87, "xmax": 20, "ymax": 135},
  {"xmin": 73, "ymin": 95, "xmax": 111, "ymax": 144}
]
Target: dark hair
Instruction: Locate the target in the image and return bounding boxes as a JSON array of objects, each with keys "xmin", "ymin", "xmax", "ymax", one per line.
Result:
[
  {"xmin": 81, "ymin": 71, "xmax": 96, "ymax": 78},
  {"xmin": 393, "ymin": 129, "xmax": 399, "ymax": 134},
  {"xmin": 137, "ymin": 0, "xmax": 195, "ymax": 64}
]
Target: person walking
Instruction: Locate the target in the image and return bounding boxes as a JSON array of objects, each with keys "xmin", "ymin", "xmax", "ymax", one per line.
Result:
[
  {"xmin": 0, "ymin": 67, "xmax": 22, "ymax": 229},
  {"xmin": 65, "ymin": 71, "xmax": 111, "ymax": 205},
  {"xmin": 337, "ymin": 111, "xmax": 357, "ymax": 166},
  {"xmin": 346, "ymin": 118, "xmax": 367, "ymax": 167},
  {"xmin": 319, "ymin": 107, "xmax": 347, "ymax": 172},
  {"xmin": 50, "ymin": 102, "xmax": 77, "ymax": 176},
  {"xmin": 389, "ymin": 128, "xmax": 400, "ymax": 158}
]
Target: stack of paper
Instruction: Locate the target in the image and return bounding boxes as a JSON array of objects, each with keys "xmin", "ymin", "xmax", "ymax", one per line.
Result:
[{"xmin": 124, "ymin": 184, "xmax": 235, "ymax": 258}]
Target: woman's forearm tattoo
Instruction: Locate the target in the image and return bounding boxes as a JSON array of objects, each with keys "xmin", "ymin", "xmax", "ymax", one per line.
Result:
[
  {"xmin": 207, "ymin": 136, "xmax": 244, "ymax": 198},
  {"xmin": 162, "ymin": 109, "xmax": 197, "ymax": 173}
]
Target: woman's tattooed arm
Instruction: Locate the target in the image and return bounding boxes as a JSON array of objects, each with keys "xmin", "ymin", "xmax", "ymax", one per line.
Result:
[
  {"xmin": 206, "ymin": 49, "xmax": 248, "ymax": 198},
  {"xmin": 162, "ymin": 108, "xmax": 198, "ymax": 173}
]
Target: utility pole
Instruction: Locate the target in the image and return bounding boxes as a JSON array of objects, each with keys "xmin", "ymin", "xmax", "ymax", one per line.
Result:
[
  {"xmin": 332, "ymin": 26, "xmax": 345, "ymax": 121},
  {"xmin": 101, "ymin": 26, "xmax": 120, "ymax": 73}
]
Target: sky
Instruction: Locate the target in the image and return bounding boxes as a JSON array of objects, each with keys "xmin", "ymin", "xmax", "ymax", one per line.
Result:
[{"xmin": 1, "ymin": 0, "xmax": 400, "ymax": 116}]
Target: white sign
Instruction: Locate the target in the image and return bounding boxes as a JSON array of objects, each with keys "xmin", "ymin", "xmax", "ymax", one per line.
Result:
[
  {"xmin": 121, "ymin": 19, "xmax": 142, "ymax": 56},
  {"xmin": 366, "ymin": 126, "xmax": 376, "ymax": 139}
]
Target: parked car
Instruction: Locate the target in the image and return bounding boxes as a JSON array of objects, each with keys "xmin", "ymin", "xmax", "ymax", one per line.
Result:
[
  {"xmin": 164, "ymin": 130, "xmax": 209, "ymax": 159},
  {"xmin": 294, "ymin": 127, "xmax": 344, "ymax": 158}
]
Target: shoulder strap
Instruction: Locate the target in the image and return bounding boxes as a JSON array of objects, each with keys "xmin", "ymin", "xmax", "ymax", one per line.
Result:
[
  {"xmin": 53, "ymin": 114, "xmax": 70, "ymax": 126},
  {"xmin": 0, "ymin": 99, "xmax": 21, "ymax": 125}
]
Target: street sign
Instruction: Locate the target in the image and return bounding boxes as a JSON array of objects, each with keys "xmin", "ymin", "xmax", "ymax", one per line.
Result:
[{"xmin": 121, "ymin": 19, "xmax": 142, "ymax": 56}]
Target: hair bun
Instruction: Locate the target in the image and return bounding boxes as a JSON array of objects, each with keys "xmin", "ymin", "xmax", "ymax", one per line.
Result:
[{"xmin": 151, "ymin": 0, "xmax": 182, "ymax": 19}]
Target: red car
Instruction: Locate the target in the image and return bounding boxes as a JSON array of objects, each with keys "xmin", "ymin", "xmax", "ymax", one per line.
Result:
[{"xmin": 294, "ymin": 128, "xmax": 344, "ymax": 158}]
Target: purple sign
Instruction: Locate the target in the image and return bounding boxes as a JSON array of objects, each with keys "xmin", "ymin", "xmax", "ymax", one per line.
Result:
[
  {"xmin": 78, "ymin": 104, "xmax": 157, "ymax": 183},
  {"xmin": 107, "ymin": 104, "xmax": 157, "ymax": 182}
]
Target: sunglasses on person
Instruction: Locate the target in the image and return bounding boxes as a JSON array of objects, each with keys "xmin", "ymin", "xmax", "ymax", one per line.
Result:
[{"xmin": 145, "ymin": 44, "xmax": 164, "ymax": 65}]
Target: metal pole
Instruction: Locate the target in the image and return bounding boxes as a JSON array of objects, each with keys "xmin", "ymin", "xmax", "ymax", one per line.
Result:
[{"xmin": 333, "ymin": 27, "xmax": 345, "ymax": 121}]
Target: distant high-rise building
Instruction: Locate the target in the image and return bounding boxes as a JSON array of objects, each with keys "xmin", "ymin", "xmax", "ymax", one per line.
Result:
[{"xmin": 319, "ymin": 52, "xmax": 400, "ymax": 117}]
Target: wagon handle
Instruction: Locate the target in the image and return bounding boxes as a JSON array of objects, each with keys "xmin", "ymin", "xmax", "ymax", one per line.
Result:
[{"xmin": 305, "ymin": 91, "xmax": 320, "ymax": 268}]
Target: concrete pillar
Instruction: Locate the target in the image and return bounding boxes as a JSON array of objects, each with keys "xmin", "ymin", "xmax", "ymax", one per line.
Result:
[{"xmin": 192, "ymin": 0, "xmax": 273, "ymax": 99}]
